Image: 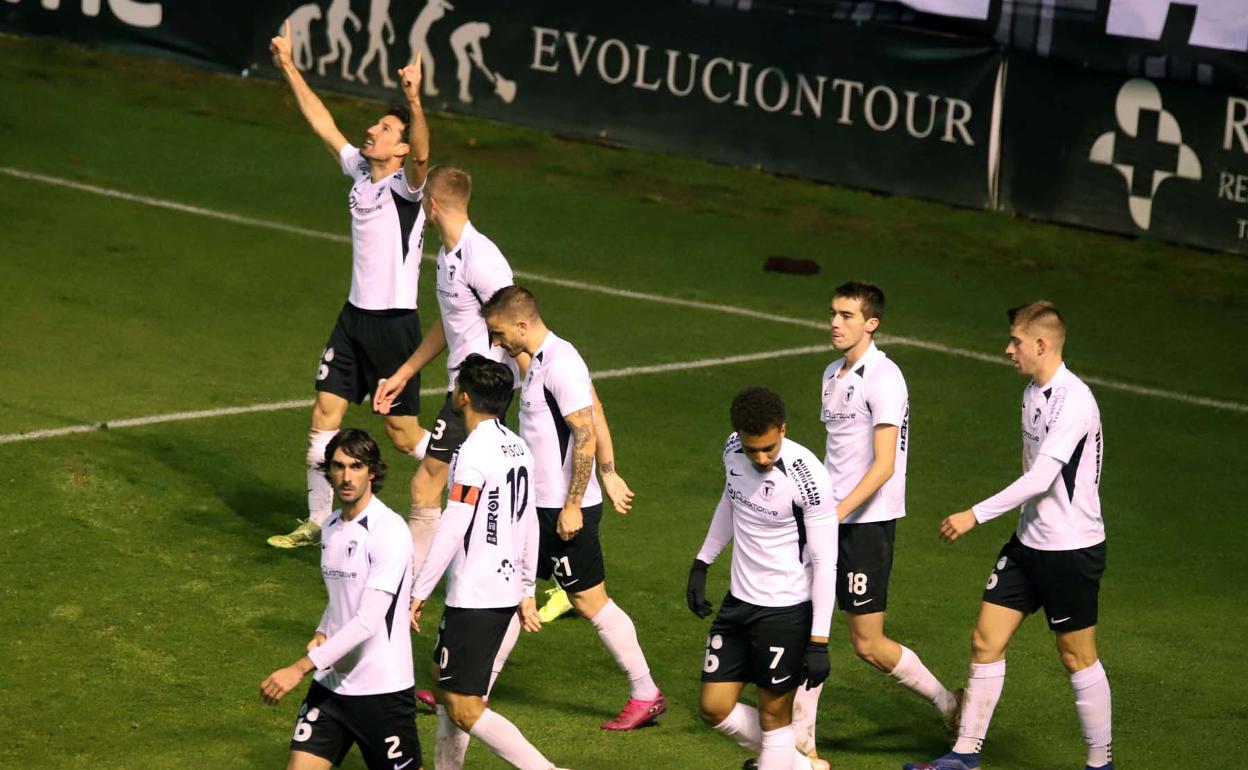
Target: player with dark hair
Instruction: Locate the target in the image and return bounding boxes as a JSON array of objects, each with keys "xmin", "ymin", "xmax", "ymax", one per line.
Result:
[
  {"xmin": 791, "ymin": 281, "xmax": 958, "ymax": 760},
  {"xmin": 688, "ymin": 386, "xmax": 836, "ymax": 770},
  {"xmin": 409, "ymin": 354, "xmax": 569, "ymax": 770},
  {"xmin": 260, "ymin": 428, "xmax": 422, "ymax": 770},
  {"xmin": 483, "ymin": 286, "xmax": 661, "ymax": 731},
  {"xmin": 907, "ymin": 301, "xmax": 1112, "ymax": 770},
  {"xmin": 267, "ymin": 23, "xmax": 435, "ymax": 549}
]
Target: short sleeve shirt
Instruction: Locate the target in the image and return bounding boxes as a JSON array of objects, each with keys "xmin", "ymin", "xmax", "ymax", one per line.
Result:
[
  {"xmin": 519, "ymin": 332, "xmax": 603, "ymax": 509},
  {"xmin": 339, "ymin": 144, "xmax": 426, "ymax": 311},
  {"xmin": 435, "ymin": 221, "xmax": 516, "ymax": 390},
  {"xmin": 821, "ymin": 343, "xmax": 909, "ymax": 523}
]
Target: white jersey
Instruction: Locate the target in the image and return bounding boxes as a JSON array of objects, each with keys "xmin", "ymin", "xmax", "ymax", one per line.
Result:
[
  {"xmin": 339, "ymin": 144, "xmax": 426, "ymax": 311},
  {"xmin": 519, "ymin": 332, "xmax": 603, "ymax": 509},
  {"xmin": 316, "ymin": 495, "xmax": 415, "ymax": 696},
  {"xmin": 1016, "ymin": 364, "xmax": 1105, "ymax": 550},
  {"xmin": 699, "ymin": 434, "xmax": 838, "ymax": 609},
  {"xmin": 434, "ymin": 221, "xmax": 516, "ymax": 390},
  {"xmin": 820, "ymin": 342, "xmax": 909, "ymax": 524},
  {"xmin": 438, "ymin": 419, "xmax": 538, "ymax": 608}
]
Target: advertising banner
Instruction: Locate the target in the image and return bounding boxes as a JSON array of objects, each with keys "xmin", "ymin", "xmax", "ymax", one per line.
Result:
[
  {"xmin": 241, "ymin": 0, "xmax": 1002, "ymax": 208},
  {"xmin": 1000, "ymin": 54, "xmax": 1248, "ymax": 255}
]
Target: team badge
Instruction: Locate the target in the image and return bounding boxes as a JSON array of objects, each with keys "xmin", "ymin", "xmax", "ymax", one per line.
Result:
[
  {"xmin": 346, "ymin": 540, "xmax": 358, "ymax": 558},
  {"xmin": 760, "ymin": 480, "xmax": 775, "ymax": 500},
  {"xmin": 843, "ymin": 385, "xmax": 855, "ymax": 405}
]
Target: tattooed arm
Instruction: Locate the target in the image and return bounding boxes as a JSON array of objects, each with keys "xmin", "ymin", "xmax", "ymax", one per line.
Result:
[
  {"xmin": 592, "ymin": 385, "xmax": 634, "ymax": 514},
  {"xmin": 557, "ymin": 406, "xmax": 596, "ymax": 541}
]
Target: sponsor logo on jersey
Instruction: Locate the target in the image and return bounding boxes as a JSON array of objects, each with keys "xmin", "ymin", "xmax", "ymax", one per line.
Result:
[
  {"xmin": 822, "ymin": 409, "xmax": 858, "ymax": 421},
  {"xmin": 727, "ymin": 483, "xmax": 780, "ymax": 517},
  {"xmin": 789, "ymin": 458, "xmax": 822, "ymax": 508},
  {"xmin": 321, "ymin": 567, "xmax": 358, "ymax": 579},
  {"xmin": 497, "ymin": 558, "xmax": 515, "ymax": 581},
  {"xmin": 486, "ymin": 488, "xmax": 501, "ymax": 545}
]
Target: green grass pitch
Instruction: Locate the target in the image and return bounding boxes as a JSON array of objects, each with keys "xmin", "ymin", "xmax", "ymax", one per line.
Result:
[{"xmin": 1, "ymin": 35, "xmax": 1246, "ymax": 769}]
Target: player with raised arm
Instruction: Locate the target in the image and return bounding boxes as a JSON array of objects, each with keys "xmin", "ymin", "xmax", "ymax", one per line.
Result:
[
  {"xmin": 791, "ymin": 282, "xmax": 959, "ymax": 760},
  {"xmin": 481, "ymin": 286, "xmax": 657, "ymax": 731},
  {"xmin": 906, "ymin": 301, "xmax": 1112, "ymax": 770},
  {"xmin": 408, "ymin": 354, "xmax": 569, "ymax": 770},
  {"xmin": 688, "ymin": 387, "xmax": 835, "ymax": 770},
  {"xmin": 266, "ymin": 23, "xmax": 434, "ymax": 549},
  {"xmin": 260, "ymin": 429, "xmax": 422, "ymax": 770}
]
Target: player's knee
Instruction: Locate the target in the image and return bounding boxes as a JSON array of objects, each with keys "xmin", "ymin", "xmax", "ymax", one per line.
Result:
[
  {"xmin": 970, "ymin": 627, "xmax": 1005, "ymax": 662},
  {"xmin": 1057, "ymin": 645, "xmax": 1097, "ymax": 673},
  {"xmin": 699, "ymin": 697, "xmax": 731, "ymax": 726},
  {"xmin": 412, "ymin": 460, "xmax": 448, "ymax": 503},
  {"xmin": 851, "ymin": 636, "xmax": 881, "ymax": 666},
  {"xmin": 385, "ymin": 423, "xmax": 417, "ymax": 454},
  {"xmin": 757, "ymin": 700, "xmax": 793, "ymax": 732},
  {"xmin": 446, "ymin": 697, "xmax": 484, "ymax": 731}
]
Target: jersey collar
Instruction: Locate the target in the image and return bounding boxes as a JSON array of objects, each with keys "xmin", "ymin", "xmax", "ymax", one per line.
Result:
[
  {"xmin": 1034, "ymin": 362, "xmax": 1070, "ymax": 395},
  {"xmin": 833, "ymin": 340, "xmax": 884, "ymax": 379}
]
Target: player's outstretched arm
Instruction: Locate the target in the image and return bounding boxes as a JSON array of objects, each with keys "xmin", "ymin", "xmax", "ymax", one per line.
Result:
[
  {"xmin": 557, "ymin": 406, "xmax": 596, "ymax": 540},
  {"xmin": 270, "ymin": 20, "xmax": 349, "ymax": 159},
  {"xmin": 943, "ymin": 454, "xmax": 1066, "ymax": 542},
  {"xmin": 374, "ymin": 322, "xmax": 447, "ymax": 414},
  {"xmin": 590, "ymin": 385, "xmax": 634, "ymax": 514},
  {"xmin": 397, "ymin": 54, "xmax": 430, "ymax": 189}
]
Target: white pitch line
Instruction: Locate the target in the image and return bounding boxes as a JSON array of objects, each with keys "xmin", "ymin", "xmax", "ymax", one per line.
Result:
[
  {"xmin": 4, "ymin": 166, "xmax": 1246, "ymax": 416},
  {"xmin": 0, "ymin": 344, "xmax": 836, "ymax": 445}
]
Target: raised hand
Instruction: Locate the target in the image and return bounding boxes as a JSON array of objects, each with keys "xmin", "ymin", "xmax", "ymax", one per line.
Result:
[
  {"xmin": 269, "ymin": 19, "xmax": 294, "ymax": 70},
  {"xmin": 397, "ymin": 52, "xmax": 423, "ymax": 102}
]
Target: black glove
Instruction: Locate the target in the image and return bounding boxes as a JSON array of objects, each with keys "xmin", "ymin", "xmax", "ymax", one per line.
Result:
[
  {"xmin": 801, "ymin": 641, "xmax": 830, "ymax": 688},
  {"xmin": 686, "ymin": 559, "xmax": 713, "ymax": 618}
]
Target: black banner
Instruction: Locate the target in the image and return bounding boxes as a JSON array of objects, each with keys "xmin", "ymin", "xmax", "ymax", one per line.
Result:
[
  {"xmin": 240, "ymin": 0, "xmax": 1002, "ymax": 208},
  {"xmin": 999, "ymin": 53, "xmax": 1248, "ymax": 255}
]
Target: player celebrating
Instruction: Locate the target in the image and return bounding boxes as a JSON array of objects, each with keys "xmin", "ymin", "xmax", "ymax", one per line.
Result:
[
  {"xmin": 267, "ymin": 23, "xmax": 434, "ymax": 549},
  {"xmin": 792, "ymin": 282, "xmax": 959, "ymax": 757},
  {"xmin": 688, "ymin": 387, "xmax": 836, "ymax": 770},
  {"xmin": 260, "ymin": 429, "xmax": 422, "ymax": 770},
  {"xmin": 482, "ymin": 286, "xmax": 659, "ymax": 731},
  {"xmin": 409, "ymin": 354, "xmax": 568, "ymax": 770},
  {"xmin": 906, "ymin": 302, "xmax": 1112, "ymax": 770}
]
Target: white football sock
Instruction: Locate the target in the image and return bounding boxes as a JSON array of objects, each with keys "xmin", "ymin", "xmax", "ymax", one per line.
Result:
[
  {"xmin": 590, "ymin": 600, "xmax": 659, "ymax": 700},
  {"xmin": 435, "ymin": 705, "xmax": 470, "ymax": 770},
  {"xmin": 891, "ymin": 645, "xmax": 958, "ymax": 716},
  {"xmin": 488, "ymin": 613, "xmax": 522, "ymax": 696},
  {"xmin": 1070, "ymin": 660, "xmax": 1112, "ymax": 768},
  {"xmin": 791, "ymin": 683, "xmax": 822, "ymax": 756},
  {"xmin": 408, "ymin": 505, "xmax": 441, "ymax": 573},
  {"xmin": 409, "ymin": 430, "xmax": 432, "ymax": 461},
  {"xmin": 713, "ymin": 704, "xmax": 814, "ymax": 770},
  {"xmin": 468, "ymin": 709, "xmax": 554, "ymax": 770},
  {"xmin": 953, "ymin": 659, "xmax": 1006, "ymax": 755},
  {"xmin": 713, "ymin": 702, "xmax": 763, "ymax": 752},
  {"xmin": 759, "ymin": 725, "xmax": 799, "ymax": 770},
  {"xmin": 306, "ymin": 429, "xmax": 338, "ymax": 526}
]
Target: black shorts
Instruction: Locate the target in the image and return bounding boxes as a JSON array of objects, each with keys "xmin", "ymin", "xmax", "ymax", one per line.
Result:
[
  {"xmin": 289, "ymin": 681, "xmax": 421, "ymax": 769},
  {"xmin": 536, "ymin": 503, "xmax": 605, "ymax": 593},
  {"xmin": 982, "ymin": 534, "xmax": 1107, "ymax": 632},
  {"xmin": 428, "ymin": 390, "xmax": 516, "ymax": 464},
  {"xmin": 427, "ymin": 393, "xmax": 469, "ymax": 464},
  {"xmin": 701, "ymin": 593, "xmax": 811, "ymax": 694},
  {"xmin": 433, "ymin": 606, "xmax": 517, "ymax": 696},
  {"xmin": 316, "ymin": 303, "xmax": 423, "ymax": 417},
  {"xmin": 836, "ymin": 520, "xmax": 896, "ymax": 614}
]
